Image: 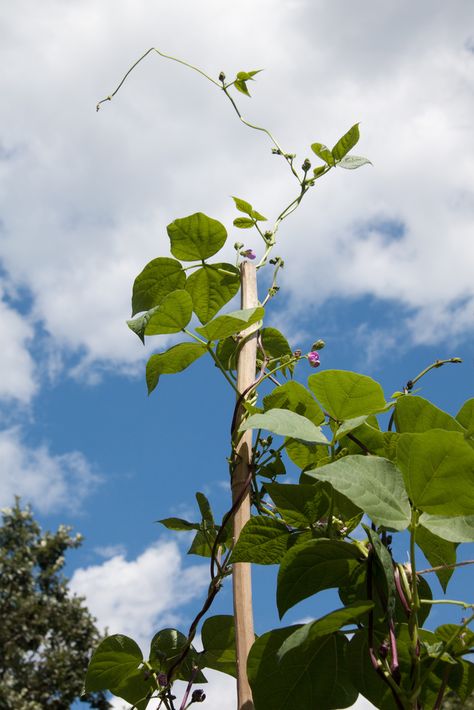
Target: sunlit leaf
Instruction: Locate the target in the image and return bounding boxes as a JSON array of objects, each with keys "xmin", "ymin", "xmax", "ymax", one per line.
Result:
[
  {"xmin": 167, "ymin": 213, "xmax": 227, "ymax": 261},
  {"xmin": 240, "ymin": 409, "xmax": 329, "ymax": 444},
  {"xmin": 146, "ymin": 342, "xmax": 207, "ymax": 394}
]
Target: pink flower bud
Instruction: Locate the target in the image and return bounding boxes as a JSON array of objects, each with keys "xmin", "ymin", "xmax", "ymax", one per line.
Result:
[
  {"xmin": 241, "ymin": 249, "xmax": 256, "ymax": 260},
  {"xmin": 308, "ymin": 351, "xmax": 320, "ymax": 368}
]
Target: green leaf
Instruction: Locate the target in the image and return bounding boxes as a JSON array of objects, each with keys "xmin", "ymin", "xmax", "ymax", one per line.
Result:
[
  {"xmin": 232, "ymin": 196, "xmax": 254, "ymax": 215},
  {"xmin": 234, "ymin": 79, "xmax": 250, "ymax": 96},
  {"xmin": 303, "ymin": 455, "xmax": 411, "ymax": 531},
  {"xmin": 277, "ymin": 601, "xmax": 374, "ymax": 660},
  {"xmin": 311, "ymin": 142, "xmax": 335, "ymax": 166},
  {"xmin": 146, "ymin": 342, "xmax": 207, "ymax": 394},
  {"xmin": 149, "ymin": 628, "xmax": 206, "ymax": 683},
  {"xmin": 85, "ymin": 634, "xmax": 143, "ymax": 693},
  {"xmin": 435, "ymin": 625, "xmax": 474, "ymax": 657},
  {"xmin": 167, "ymin": 213, "xmax": 227, "ymax": 261},
  {"xmin": 337, "ymin": 155, "xmax": 372, "ymax": 169},
  {"xmin": 187, "ymin": 529, "xmax": 215, "ymax": 558},
  {"xmin": 418, "ymin": 513, "xmax": 474, "ymax": 542},
  {"xmin": 215, "ymin": 336, "xmax": 238, "ymax": 371},
  {"xmin": 277, "ymin": 538, "xmax": 362, "ymax": 617},
  {"xmin": 332, "ymin": 123, "xmax": 360, "ymax": 162},
  {"xmin": 263, "ymin": 381, "xmax": 325, "ymax": 425},
  {"xmin": 346, "ymin": 632, "xmax": 399, "ymax": 709},
  {"xmin": 196, "ymin": 492, "xmax": 214, "ymax": 526},
  {"xmin": 395, "ymin": 395, "xmax": 464, "ymax": 434},
  {"xmin": 456, "ymin": 398, "xmax": 474, "ymax": 430},
  {"xmin": 201, "ymin": 615, "xmax": 237, "ymax": 678},
  {"xmin": 145, "ymin": 290, "xmax": 193, "ymax": 335},
  {"xmin": 264, "ymin": 482, "xmax": 330, "ymax": 528},
  {"xmin": 364, "ymin": 526, "xmax": 396, "ymax": 618},
  {"xmin": 396, "ymin": 430, "xmax": 474, "ymax": 515},
  {"xmin": 240, "ymin": 409, "xmax": 329, "ymax": 444},
  {"xmin": 285, "ymin": 439, "xmax": 328, "ymax": 469},
  {"xmin": 248, "ymin": 627, "xmax": 357, "ymax": 710},
  {"xmin": 112, "ymin": 669, "xmax": 154, "ymax": 710},
  {"xmin": 416, "ymin": 525, "xmax": 457, "ymax": 592},
  {"xmin": 236, "ymin": 69, "xmax": 262, "ymax": 81},
  {"xmin": 313, "ymin": 165, "xmax": 329, "ymax": 178},
  {"xmin": 308, "ymin": 370, "xmax": 386, "ymax": 421},
  {"xmin": 185, "ymin": 263, "xmax": 240, "ymax": 324},
  {"xmin": 196, "ymin": 306, "xmax": 264, "ymax": 342},
  {"xmin": 131, "ymin": 257, "xmax": 186, "ymax": 316},
  {"xmin": 335, "ymin": 415, "xmax": 369, "ymax": 440},
  {"xmin": 157, "ymin": 517, "xmax": 199, "ymax": 532},
  {"xmin": 231, "ymin": 517, "xmax": 291, "ymax": 565},
  {"xmin": 233, "ymin": 217, "xmax": 255, "ymax": 229}
]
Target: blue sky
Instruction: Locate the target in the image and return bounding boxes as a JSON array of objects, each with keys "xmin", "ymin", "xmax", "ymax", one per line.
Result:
[{"xmin": 1, "ymin": 2, "xmax": 473, "ymax": 708}]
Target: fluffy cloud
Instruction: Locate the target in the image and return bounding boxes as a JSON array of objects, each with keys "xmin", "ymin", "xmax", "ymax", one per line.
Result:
[
  {"xmin": 70, "ymin": 540, "xmax": 208, "ymax": 647},
  {"xmin": 0, "ymin": 427, "xmax": 101, "ymax": 513},
  {"xmin": 0, "ymin": 0, "xmax": 472, "ymax": 387},
  {"xmin": 0, "ymin": 291, "xmax": 36, "ymax": 403}
]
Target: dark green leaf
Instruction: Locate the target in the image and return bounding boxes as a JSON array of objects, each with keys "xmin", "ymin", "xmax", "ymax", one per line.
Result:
[
  {"xmin": 364, "ymin": 526, "xmax": 396, "ymax": 618},
  {"xmin": 285, "ymin": 439, "xmax": 328, "ymax": 469},
  {"xmin": 85, "ymin": 634, "xmax": 143, "ymax": 693},
  {"xmin": 240, "ymin": 409, "xmax": 329, "ymax": 445},
  {"xmin": 259, "ymin": 327, "xmax": 293, "ymax": 366},
  {"xmin": 185, "ymin": 263, "xmax": 239, "ymax": 324},
  {"xmin": 157, "ymin": 517, "xmax": 199, "ymax": 532},
  {"xmin": 233, "ymin": 217, "xmax": 255, "ymax": 229},
  {"xmin": 418, "ymin": 513, "xmax": 474, "ymax": 542},
  {"xmin": 435, "ymin": 625, "xmax": 474, "ymax": 657},
  {"xmin": 201, "ymin": 615, "xmax": 237, "ymax": 678},
  {"xmin": 263, "ymin": 381, "xmax": 324, "ymax": 425},
  {"xmin": 337, "ymin": 155, "xmax": 372, "ymax": 169},
  {"xmin": 277, "ymin": 601, "xmax": 374, "ymax": 660},
  {"xmin": 308, "ymin": 369, "xmax": 386, "ymax": 421},
  {"xmin": 149, "ymin": 629, "xmax": 206, "ymax": 683},
  {"xmin": 397, "ymin": 430, "xmax": 474, "ymax": 515},
  {"xmin": 187, "ymin": 529, "xmax": 215, "ymax": 558},
  {"xmin": 146, "ymin": 342, "xmax": 207, "ymax": 394},
  {"xmin": 231, "ymin": 517, "xmax": 291, "ymax": 565},
  {"xmin": 346, "ymin": 632, "xmax": 399, "ymax": 709},
  {"xmin": 215, "ymin": 336, "xmax": 238, "ymax": 371},
  {"xmin": 416, "ymin": 525, "xmax": 457, "ymax": 592},
  {"xmin": 311, "ymin": 142, "xmax": 335, "ymax": 166},
  {"xmin": 332, "ymin": 123, "xmax": 360, "ymax": 161},
  {"xmin": 395, "ymin": 395, "xmax": 464, "ymax": 434},
  {"xmin": 248, "ymin": 627, "xmax": 357, "ymax": 710},
  {"xmin": 131, "ymin": 258, "xmax": 186, "ymax": 317},
  {"xmin": 196, "ymin": 306, "xmax": 264, "ymax": 342},
  {"xmin": 277, "ymin": 538, "xmax": 362, "ymax": 617},
  {"xmin": 303, "ymin": 455, "xmax": 411, "ymax": 531},
  {"xmin": 167, "ymin": 213, "xmax": 227, "ymax": 261},
  {"xmin": 264, "ymin": 482, "xmax": 330, "ymax": 528},
  {"xmin": 196, "ymin": 492, "xmax": 214, "ymax": 526}
]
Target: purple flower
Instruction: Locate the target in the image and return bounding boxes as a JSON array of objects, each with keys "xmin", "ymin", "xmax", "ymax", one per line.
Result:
[
  {"xmin": 308, "ymin": 351, "xmax": 320, "ymax": 368},
  {"xmin": 241, "ymin": 249, "xmax": 256, "ymax": 260}
]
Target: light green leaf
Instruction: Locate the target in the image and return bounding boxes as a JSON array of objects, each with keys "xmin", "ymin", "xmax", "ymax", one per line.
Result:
[
  {"xmin": 185, "ymin": 263, "xmax": 240, "ymax": 325},
  {"xmin": 144, "ymin": 290, "xmax": 193, "ymax": 335},
  {"xmin": 335, "ymin": 415, "xmax": 369, "ymax": 440},
  {"xmin": 234, "ymin": 79, "xmax": 250, "ymax": 96},
  {"xmin": 231, "ymin": 517, "xmax": 291, "ymax": 565},
  {"xmin": 277, "ymin": 601, "xmax": 374, "ymax": 660},
  {"xmin": 196, "ymin": 306, "xmax": 264, "ymax": 342},
  {"xmin": 248, "ymin": 627, "xmax": 357, "ymax": 710},
  {"xmin": 85, "ymin": 634, "xmax": 143, "ymax": 693},
  {"xmin": 146, "ymin": 342, "xmax": 207, "ymax": 394},
  {"xmin": 167, "ymin": 213, "xmax": 227, "ymax": 261},
  {"xmin": 277, "ymin": 538, "xmax": 362, "ymax": 617},
  {"xmin": 311, "ymin": 142, "xmax": 335, "ymax": 166},
  {"xmin": 236, "ymin": 69, "xmax": 262, "ymax": 81},
  {"xmin": 196, "ymin": 491, "xmax": 214, "ymax": 525},
  {"xmin": 131, "ymin": 257, "xmax": 185, "ymax": 316},
  {"xmin": 201, "ymin": 615, "xmax": 237, "ymax": 678},
  {"xmin": 285, "ymin": 439, "xmax": 328, "ymax": 469},
  {"xmin": 419, "ymin": 513, "xmax": 474, "ymax": 542},
  {"xmin": 264, "ymin": 381, "xmax": 325, "ymax": 425},
  {"xmin": 303, "ymin": 455, "xmax": 411, "ymax": 531},
  {"xmin": 308, "ymin": 370, "xmax": 386, "ymax": 421},
  {"xmin": 232, "ymin": 196, "xmax": 254, "ymax": 215},
  {"xmin": 264, "ymin": 482, "xmax": 330, "ymax": 528},
  {"xmin": 332, "ymin": 123, "xmax": 360, "ymax": 162},
  {"xmin": 416, "ymin": 525, "xmax": 457, "ymax": 592},
  {"xmin": 456, "ymin": 398, "xmax": 474, "ymax": 430},
  {"xmin": 233, "ymin": 217, "xmax": 255, "ymax": 229},
  {"xmin": 240, "ymin": 409, "xmax": 329, "ymax": 444},
  {"xmin": 337, "ymin": 155, "xmax": 372, "ymax": 169},
  {"xmin": 395, "ymin": 395, "xmax": 464, "ymax": 434},
  {"xmin": 396, "ymin": 430, "xmax": 474, "ymax": 515}
]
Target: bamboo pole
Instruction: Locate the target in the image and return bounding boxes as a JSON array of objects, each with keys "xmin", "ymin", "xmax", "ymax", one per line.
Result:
[{"xmin": 232, "ymin": 261, "xmax": 257, "ymax": 710}]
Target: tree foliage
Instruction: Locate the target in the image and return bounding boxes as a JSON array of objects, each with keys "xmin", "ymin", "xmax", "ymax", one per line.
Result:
[{"xmin": 0, "ymin": 499, "xmax": 111, "ymax": 710}]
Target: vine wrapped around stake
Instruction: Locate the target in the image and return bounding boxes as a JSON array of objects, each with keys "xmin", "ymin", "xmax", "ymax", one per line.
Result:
[{"xmin": 85, "ymin": 49, "xmax": 474, "ymax": 710}]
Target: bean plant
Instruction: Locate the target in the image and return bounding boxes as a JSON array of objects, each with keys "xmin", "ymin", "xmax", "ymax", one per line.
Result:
[{"xmin": 85, "ymin": 49, "xmax": 474, "ymax": 710}]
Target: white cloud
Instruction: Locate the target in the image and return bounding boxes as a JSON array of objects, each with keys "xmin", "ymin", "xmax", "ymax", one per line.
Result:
[
  {"xmin": 0, "ymin": 0, "xmax": 472, "ymax": 387},
  {"xmin": 0, "ymin": 291, "xmax": 36, "ymax": 403},
  {"xmin": 0, "ymin": 427, "xmax": 101, "ymax": 513},
  {"xmin": 70, "ymin": 540, "xmax": 208, "ymax": 647}
]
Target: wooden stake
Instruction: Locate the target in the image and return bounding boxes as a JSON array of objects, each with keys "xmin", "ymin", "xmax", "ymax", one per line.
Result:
[{"xmin": 232, "ymin": 261, "xmax": 257, "ymax": 710}]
